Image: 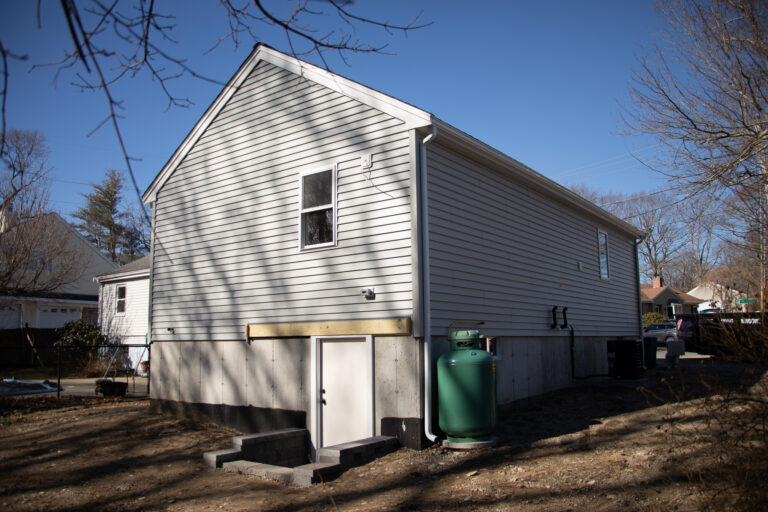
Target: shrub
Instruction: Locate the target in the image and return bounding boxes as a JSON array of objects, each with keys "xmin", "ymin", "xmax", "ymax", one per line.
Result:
[
  {"xmin": 678, "ymin": 315, "xmax": 768, "ymax": 510},
  {"xmin": 690, "ymin": 372, "xmax": 768, "ymax": 511},
  {"xmin": 642, "ymin": 312, "xmax": 668, "ymax": 328},
  {"xmin": 55, "ymin": 320, "xmax": 109, "ymax": 375},
  {"xmin": 55, "ymin": 320, "xmax": 108, "ymax": 351}
]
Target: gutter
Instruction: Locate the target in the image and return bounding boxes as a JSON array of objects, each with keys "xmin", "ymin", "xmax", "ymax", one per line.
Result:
[
  {"xmin": 420, "ymin": 125, "xmax": 438, "ymax": 443},
  {"xmin": 94, "ymin": 269, "xmax": 151, "ymax": 284}
]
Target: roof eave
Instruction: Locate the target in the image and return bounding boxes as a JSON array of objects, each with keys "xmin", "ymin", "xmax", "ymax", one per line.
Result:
[{"xmin": 94, "ymin": 269, "xmax": 150, "ymax": 283}]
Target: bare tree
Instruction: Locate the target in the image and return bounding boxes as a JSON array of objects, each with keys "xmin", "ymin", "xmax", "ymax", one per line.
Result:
[
  {"xmin": 0, "ymin": 130, "xmax": 82, "ymax": 294},
  {"xmin": 627, "ymin": 0, "xmax": 768, "ymax": 295},
  {"xmin": 0, "ymin": 129, "xmax": 49, "ymax": 219},
  {"xmin": 571, "ymin": 185, "xmax": 687, "ymax": 282},
  {"xmin": 0, "ymin": 1, "xmax": 430, "ymax": 225},
  {"xmin": 627, "ymin": 0, "xmax": 768, "ymax": 193},
  {"xmin": 667, "ymin": 192, "xmax": 724, "ymax": 288},
  {"xmin": 625, "ymin": 192, "xmax": 687, "ymax": 281},
  {"xmin": 706, "ymin": 245, "xmax": 761, "ymax": 300}
]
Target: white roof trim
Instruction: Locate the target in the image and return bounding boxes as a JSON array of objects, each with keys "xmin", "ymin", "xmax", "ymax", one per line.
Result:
[
  {"xmin": 143, "ymin": 44, "xmax": 432, "ymax": 203},
  {"xmin": 94, "ymin": 268, "xmax": 150, "ymax": 284},
  {"xmin": 0, "ymin": 296, "xmax": 98, "ymax": 306}
]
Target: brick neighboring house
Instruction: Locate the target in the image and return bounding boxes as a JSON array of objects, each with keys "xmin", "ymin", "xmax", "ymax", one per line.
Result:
[{"xmin": 640, "ymin": 276, "xmax": 700, "ymax": 319}]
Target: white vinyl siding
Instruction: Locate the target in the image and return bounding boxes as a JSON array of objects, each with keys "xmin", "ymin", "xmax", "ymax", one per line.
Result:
[
  {"xmin": 426, "ymin": 142, "xmax": 639, "ymax": 338},
  {"xmin": 100, "ymin": 278, "xmax": 149, "ymax": 342},
  {"xmin": 151, "ymin": 62, "xmax": 413, "ymax": 341}
]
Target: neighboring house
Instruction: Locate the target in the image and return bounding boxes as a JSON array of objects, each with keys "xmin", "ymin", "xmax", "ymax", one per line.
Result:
[
  {"xmin": 142, "ymin": 44, "xmax": 643, "ymax": 452},
  {"xmin": 0, "ymin": 213, "xmax": 115, "ymax": 329},
  {"xmin": 640, "ymin": 276, "xmax": 700, "ymax": 318},
  {"xmin": 95, "ymin": 256, "xmax": 150, "ymax": 372},
  {"xmin": 687, "ymin": 282, "xmax": 751, "ymax": 313}
]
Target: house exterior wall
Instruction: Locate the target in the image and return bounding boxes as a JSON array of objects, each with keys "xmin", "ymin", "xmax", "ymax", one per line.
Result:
[
  {"xmin": 99, "ymin": 278, "xmax": 149, "ymax": 343},
  {"xmin": 425, "ymin": 141, "xmax": 641, "ymax": 403},
  {"xmin": 0, "ymin": 300, "xmax": 82, "ymax": 328},
  {"xmin": 146, "ymin": 48, "xmax": 641, "ymax": 448},
  {"xmin": 150, "ymin": 335, "xmax": 423, "ymax": 448},
  {"xmin": 148, "ymin": 59, "xmax": 423, "ymax": 446},
  {"xmin": 150, "ymin": 61, "xmax": 414, "ymax": 343}
]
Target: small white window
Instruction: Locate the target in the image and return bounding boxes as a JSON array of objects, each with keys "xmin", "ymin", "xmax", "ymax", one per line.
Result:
[
  {"xmin": 597, "ymin": 231, "xmax": 610, "ymax": 280},
  {"xmin": 116, "ymin": 285, "xmax": 127, "ymax": 314},
  {"xmin": 299, "ymin": 166, "xmax": 337, "ymax": 249}
]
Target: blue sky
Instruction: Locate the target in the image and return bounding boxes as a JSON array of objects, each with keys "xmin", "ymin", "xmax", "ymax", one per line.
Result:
[{"xmin": 0, "ymin": 1, "xmax": 667, "ymax": 219}]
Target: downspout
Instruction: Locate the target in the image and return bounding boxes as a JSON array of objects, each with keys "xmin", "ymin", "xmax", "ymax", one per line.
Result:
[
  {"xmin": 420, "ymin": 125, "xmax": 438, "ymax": 443},
  {"xmin": 147, "ymin": 202, "xmax": 156, "ymax": 396},
  {"xmin": 634, "ymin": 239, "xmax": 643, "ymax": 338}
]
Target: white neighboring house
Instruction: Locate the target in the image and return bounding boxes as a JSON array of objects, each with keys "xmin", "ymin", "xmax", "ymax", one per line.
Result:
[
  {"xmin": 0, "ymin": 213, "xmax": 116, "ymax": 329},
  {"xmin": 688, "ymin": 282, "xmax": 750, "ymax": 313},
  {"xmin": 95, "ymin": 256, "xmax": 150, "ymax": 373}
]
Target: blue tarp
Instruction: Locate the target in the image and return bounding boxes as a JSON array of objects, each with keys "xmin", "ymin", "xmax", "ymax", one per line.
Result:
[{"xmin": 0, "ymin": 378, "xmax": 60, "ymax": 396}]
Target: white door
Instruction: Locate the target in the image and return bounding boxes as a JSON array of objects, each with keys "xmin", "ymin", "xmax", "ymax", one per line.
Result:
[{"xmin": 318, "ymin": 336, "xmax": 373, "ymax": 447}]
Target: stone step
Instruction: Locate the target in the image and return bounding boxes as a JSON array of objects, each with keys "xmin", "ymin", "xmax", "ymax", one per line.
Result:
[
  {"xmin": 316, "ymin": 436, "xmax": 399, "ymax": 467},
  {"xmin": 291, "ymin": 461, "xmax": 345, "ymax": 487}
]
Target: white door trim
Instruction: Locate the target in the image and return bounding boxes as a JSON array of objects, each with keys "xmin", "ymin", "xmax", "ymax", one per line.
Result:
[{"xmin": 310, "ymin": 335, "xmax": 374, "ymax": 458}]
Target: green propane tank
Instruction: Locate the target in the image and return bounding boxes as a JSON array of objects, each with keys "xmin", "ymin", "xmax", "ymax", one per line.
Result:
[{"xmin": 437, "ymin": 329, "xmax": 497, "ymax": 444}]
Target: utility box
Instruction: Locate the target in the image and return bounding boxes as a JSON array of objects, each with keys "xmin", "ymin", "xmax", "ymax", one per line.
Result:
[{"xmin": 607, "ymin": 339, "xmax": 644, "ymax": 379}]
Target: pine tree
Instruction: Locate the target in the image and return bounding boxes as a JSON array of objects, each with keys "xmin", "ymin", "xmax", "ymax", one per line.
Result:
[{"xmin": 73, "ymin": 169, "xmax": 147, "ymax": 264}]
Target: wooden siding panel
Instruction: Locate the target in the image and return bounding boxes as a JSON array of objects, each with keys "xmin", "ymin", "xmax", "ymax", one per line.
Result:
[
  {"xmin": 427, "ymin": 142, "xmax": 639, "ymax": 338},
  {"xmin": 151, "ymin": 61, "xmax": 413, "ymax": 341}
]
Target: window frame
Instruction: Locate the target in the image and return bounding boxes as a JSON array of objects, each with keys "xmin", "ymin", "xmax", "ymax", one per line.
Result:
[
  {"xmin": 116, "ymin": 285, "xmax": 127, "ymax": 315},
  {"xmin": 298, "ymin": 164, "xmax": 338, "ymax": 251},
  {"xmin": 597, "ymin": 230, "xmax": 610, "ymax": 280}
]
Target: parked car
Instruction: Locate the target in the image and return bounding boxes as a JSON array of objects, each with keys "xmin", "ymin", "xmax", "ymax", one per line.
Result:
[{"xmin": 644, "ymin": 322, "xmax": 678, "ymax": 344}]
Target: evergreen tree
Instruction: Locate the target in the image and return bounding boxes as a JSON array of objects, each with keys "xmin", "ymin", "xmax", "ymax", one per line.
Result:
[{"xmin": 73, "ymin": 169, "xmax": 148, "ymax": 264}]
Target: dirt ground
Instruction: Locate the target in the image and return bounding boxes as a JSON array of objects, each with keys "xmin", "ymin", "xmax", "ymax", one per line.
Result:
[{"xmin": 0, "ymin": 357, "xmax": 763, "ymax": 512}]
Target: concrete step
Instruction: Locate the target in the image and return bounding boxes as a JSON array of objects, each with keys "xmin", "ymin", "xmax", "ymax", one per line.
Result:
[
  {"xmin": 223, "ymin": 460, "xmax": 295, "ymax": 483},
  {"xmin": 317, "ymin": 436, "xmax": 399, "ymax": 467},
  {"xmin": 202, "ymin": 448, "xmax": 241, "ymax": 468},
  {"xmin": 291, "ymin": 461, "xmax": 345, "ymax": 487},
  {"xmin": 232, "ymin": 428, "xmax": 309, "ymax": 467},
  {"xmin": 204, "ymin": 432, "xmax": 399, "ymax": 486}
]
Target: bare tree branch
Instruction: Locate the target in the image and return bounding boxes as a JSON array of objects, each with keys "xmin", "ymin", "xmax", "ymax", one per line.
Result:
[
  {"xmin": 0, "ymin": 130, "xmax": 83, "ymax": 294},
  {"xmin": 0, "ymin": 1, "xmax": 430, "ymax": 249}
]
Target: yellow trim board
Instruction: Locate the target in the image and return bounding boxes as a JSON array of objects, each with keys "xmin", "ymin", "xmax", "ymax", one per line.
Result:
[{"xmin": 246, "ymin": 318, "xmax": 412, "ymax": 338}]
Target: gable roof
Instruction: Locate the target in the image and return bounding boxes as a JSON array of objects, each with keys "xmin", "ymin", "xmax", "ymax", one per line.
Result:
[
  {"xmin": 49, "ymin": 213, "xmax": 117, "ymax": 269},
  {"xmin": 143, "ymin": 44, "xmax": 643, "ymax": 240},
  {"xmin": 640, "ymin": 283, "xmax": 700, "ymax": 305},
  {"xmin": 142, "ymin": 44, "xmax": 432, "ymax": 204},
  {"xmin": 95, "ymin": 255, "xmax": 150, "ymax": 283}
]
